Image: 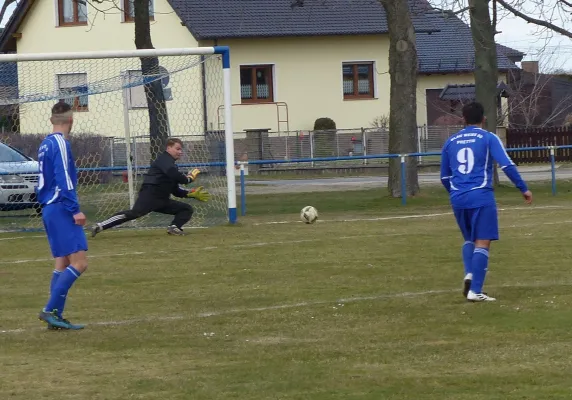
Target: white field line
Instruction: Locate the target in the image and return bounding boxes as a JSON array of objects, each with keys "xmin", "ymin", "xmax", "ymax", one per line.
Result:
[
  {"xmin": 1, "ymin": 280, "xmax": 570, "ymax": 335},
  {"xmin": 253, "ymin": 205, "xmax": 567, "ymax": 225},
  {"xmin": 0, "ymin": 235, "xmax": 43, "ymax": 241},
  {"xmin": 1, "ymin": 206, "xmax": 571, "ymax": 266}
]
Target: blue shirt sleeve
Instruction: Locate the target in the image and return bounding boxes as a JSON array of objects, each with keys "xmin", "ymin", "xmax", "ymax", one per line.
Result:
[
  {"xmin": 489, "ymin": 134, "xmax": 528, "ymax": 193},
  {"xmin": 51, "ymin": 139, "xmax": 80, "ymax": 214},
  {"xmin": 440, "ymin": 143, "xmax": 451, "ymax": 193}
]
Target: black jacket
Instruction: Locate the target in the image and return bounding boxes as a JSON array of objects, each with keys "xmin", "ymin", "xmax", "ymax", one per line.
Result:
[{"xmin": 140, "ymin": 151, "xmax": 191, "ymax": 199}]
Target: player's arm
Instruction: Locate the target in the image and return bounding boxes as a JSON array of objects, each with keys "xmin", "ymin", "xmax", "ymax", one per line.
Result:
[
  {"xmin": 440, "ymin": 145, "xmax": 452, "ymax": 193},
  {"xmin": 155, "ymin": 155, "xmax": 190, "ymax": 184},
  {"xmin": 172, "ymin": 185, "xmax": 189, "ymax": 198},
  {"xmin": 489, "ymin": 134, "xmax": 529, "ymax": 193},
  {"xmin": 51, "ymin": 141, "xmax": 81, "ymax": 215}
]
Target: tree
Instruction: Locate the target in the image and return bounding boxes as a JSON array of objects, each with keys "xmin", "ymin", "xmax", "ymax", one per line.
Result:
[
  {"xmin": 289, "ymin": 0, "xmax": 420, "ymax": 197},
  {"xmin": 62, "ymin": 0, "xmax": 170, "ymax": 160},
  {"xmin": 379, "ymin": 0, "xmax": 420, "ymax": 197},
  {"xmin": 502, "ymin": 67, "xmax": 572, "ymax": 128},
  {"xmin": 133, "ymin": 0, "xmax": 170, "ymax": 160},
  {"xmin": 468, "ymin": 0, "xmax": 498, "ymax": 134}
]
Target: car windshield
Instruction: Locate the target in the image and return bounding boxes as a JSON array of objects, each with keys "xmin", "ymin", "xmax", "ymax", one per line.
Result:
[{"xmin": 0, "ymin": 143, "xmax": 30, "ymax": 162}]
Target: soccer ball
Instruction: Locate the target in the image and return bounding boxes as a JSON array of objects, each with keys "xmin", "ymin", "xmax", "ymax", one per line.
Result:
[{"xmin": 300, "ymin": 206, "xmax": 318, "ymax": 224}]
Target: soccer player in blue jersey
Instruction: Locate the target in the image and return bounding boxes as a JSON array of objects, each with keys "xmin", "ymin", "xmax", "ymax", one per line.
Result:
[
  {"xmin": 36, "ymin": 101, "xmax": 88, "ymax": 330},
  {"xmin": 440, "ymin": 102, "xmax": 532, "ymax": 302}
]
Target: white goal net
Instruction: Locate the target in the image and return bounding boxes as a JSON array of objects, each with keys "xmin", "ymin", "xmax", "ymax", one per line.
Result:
[{"xmin": 0, "ymin": 47, "xmax": 235, "ymax": 232}]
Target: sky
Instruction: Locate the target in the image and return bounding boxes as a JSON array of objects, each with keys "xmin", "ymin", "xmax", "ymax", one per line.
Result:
[
  {"xmin": 427, "ymin": 0, "xmax": 572, "ymax": 73},
  {"xmin": 0, "ymin": 0, "xmax": 570, "ymax": 72}
]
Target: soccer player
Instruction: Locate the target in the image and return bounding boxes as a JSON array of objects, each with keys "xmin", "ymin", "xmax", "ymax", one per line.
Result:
[
  {"xmin": 90, "ymin": 138, "xmax": 210, "ymax": 237},
  {"xmin": 37, "ymin": 101, "xmax": 88, "ymax": 330},
  {"xmin": 440, "ymin": 101, "xmax": 532, "ymax": 302}
]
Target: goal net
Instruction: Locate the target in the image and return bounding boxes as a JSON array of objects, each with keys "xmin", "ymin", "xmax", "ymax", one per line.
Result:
[{"xmin": 0, "ymin": 47, "xmax": 236, "ymax": 233}]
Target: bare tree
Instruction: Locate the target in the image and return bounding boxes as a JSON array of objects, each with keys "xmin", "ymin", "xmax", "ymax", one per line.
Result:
[
  {"xmin": 289, "ymin": 0, "xmax": 420, "ymax": 196},
  {"xmin": 502, "ymin": 68, "xmax": 572, "ymax": 128},
  {"xmin": 133, "ymin": 0, "xmax": 170, "ymax": 160},
  {"xmin": 495, "ymin": 0, "xmax": 572, "ymax": 40},
  {"xmin": 64, "ymin": 0, "xmax": 169, "ymax": 159},
  {"xmin": 380, "ymin": 0, "xmax": 420, "ymax": 197}
]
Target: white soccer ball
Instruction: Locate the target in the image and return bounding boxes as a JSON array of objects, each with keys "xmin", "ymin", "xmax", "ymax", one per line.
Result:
[{"xmin": 300, "ymin": 206, "xmax": 318, "ymax": 224}]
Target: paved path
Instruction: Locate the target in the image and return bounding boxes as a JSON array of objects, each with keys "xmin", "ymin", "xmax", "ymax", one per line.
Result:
[{"xmin": 241, "ymin": 166, "xmax": 567, "ymax": 194}]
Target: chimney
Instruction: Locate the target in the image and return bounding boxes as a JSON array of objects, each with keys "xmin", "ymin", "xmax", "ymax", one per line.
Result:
[{"xmin": 521, "ymin": 61, "xmax": 539, "ymax": 74}]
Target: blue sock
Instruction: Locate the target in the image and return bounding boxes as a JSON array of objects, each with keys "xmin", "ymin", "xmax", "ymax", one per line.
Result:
[
  {"xmin": 44, "ymin": 266, "xmax": 81, "ymax": 317},
  {"xmin": 50, "ymin": 270, "xmax": 62, "ymax": 294},
  {"xmin": 470, "ymin": 248, "xmax": 489, "ymax": 293},
  {"xmin": 462, "ymin": 241, "xmax": 475, "ymax": 276}
]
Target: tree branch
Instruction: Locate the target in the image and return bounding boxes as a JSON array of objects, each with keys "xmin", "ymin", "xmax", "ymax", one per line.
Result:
[{"xmin": 496, "ymin": 0, "xmax": 572, "ymax": 39}]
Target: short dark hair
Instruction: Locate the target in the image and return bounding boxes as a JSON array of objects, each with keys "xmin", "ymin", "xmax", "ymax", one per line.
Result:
[
  {"xmin": 167, "ymin": 138, "xmax": 183, "ymax": 147},
  {"xmin": 52, "ymin": 101, "xmax": 72, "ymax": 116},
  {"xmin": 462, "ymin": 102, "xmax": 485, "ymax": 125}
]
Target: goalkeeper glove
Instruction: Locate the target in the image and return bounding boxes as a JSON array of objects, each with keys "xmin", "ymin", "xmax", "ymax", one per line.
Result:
[
  {"xmin": 186, "ymin": 186, "xmax": 211, "ymax": 202},
  {"xmin": 187, "ymin": 168, "xmax": 201, "ymax": 181}
]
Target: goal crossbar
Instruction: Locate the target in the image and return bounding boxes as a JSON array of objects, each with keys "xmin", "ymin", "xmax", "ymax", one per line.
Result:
[{"xmin": 0, "ymin": 46, "xmax": 229, "ymax": 63}]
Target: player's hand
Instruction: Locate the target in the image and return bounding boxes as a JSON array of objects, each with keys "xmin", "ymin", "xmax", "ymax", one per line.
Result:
[
  {"xmin": 522, "ymin": 190, "xmax": 533, "ymax": 204},
  {"xmin": 187, "ymin": 186, "xmax": 210, "ymax": 202},
  {"xmin": 187, "ymin": 168, "xmax": 201, "ymax": 181},
  {"xmin": 73, "ymin": 212, "xmax": 87, "ymax": 226}
]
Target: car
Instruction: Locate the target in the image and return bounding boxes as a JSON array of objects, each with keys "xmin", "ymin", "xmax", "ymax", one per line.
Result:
[{"xmin": 0, "ymin": 141, "xmax": 40, "ymax": 211}]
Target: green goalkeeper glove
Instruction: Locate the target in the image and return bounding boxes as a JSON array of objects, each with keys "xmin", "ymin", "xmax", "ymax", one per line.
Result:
[{"xmin": 186, "ymin": 186, "xmax": 211, "ymax": 202}]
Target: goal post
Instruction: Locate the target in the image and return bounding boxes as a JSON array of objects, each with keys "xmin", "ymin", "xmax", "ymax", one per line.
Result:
[{"xmin": 0, "ymin": 46, "xmax": 237, "ymax": 232}]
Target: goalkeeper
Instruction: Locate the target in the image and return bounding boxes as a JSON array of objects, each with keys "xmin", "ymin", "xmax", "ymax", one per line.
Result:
[{"xmin": 90, "ymin": 138, "xmax": 210, "ymax": 237}]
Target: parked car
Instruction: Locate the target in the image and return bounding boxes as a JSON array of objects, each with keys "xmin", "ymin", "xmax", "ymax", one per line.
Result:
[{"xmin": 0, "ymin": 142, "xmax": 40, "ymax": 211}]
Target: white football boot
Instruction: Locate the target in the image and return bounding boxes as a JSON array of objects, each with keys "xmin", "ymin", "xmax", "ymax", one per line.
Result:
[
  {"xmin": 463, "ymin": 273, "xmax": 473, "ymax": 297},
  {"xmin": 467, "ymin": 290, "xmax": 496, "ymax": 302}
]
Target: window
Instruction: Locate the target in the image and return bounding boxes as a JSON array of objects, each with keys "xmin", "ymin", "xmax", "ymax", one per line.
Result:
[
  {"xmin": 57, "ymin": 73, "xmax": 88, "ymax": 112},
  {"xmin": 240, "ymin": 65, "xmax": 274, "ymax": 103},
  {"xmin": 124, "ymin": 0, "xmax": 154, "ymax": 22},
  {"xmin": 57, "ymin": 0, "xmax": 87, "ymax": 26},
  {"xmin": 125, "ymin": 70, "xmax": 147, "ymax": 109},
  {"xmin": 342, "ymin": 63, "xmax": 375, "ymax": 99},
  {"xmin": 0, "ymin": 143, "xmax": 30, "ymax": 163}
]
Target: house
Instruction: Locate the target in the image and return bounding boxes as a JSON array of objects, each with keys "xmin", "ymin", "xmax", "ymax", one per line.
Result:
[
  {"xmin": 419, "ymin": 9, "xmax": 524, "ymax": 127},
  {"xmin": 506, "ymin": 61, "xmax": 572, "ymax": 128},
  {"xmin": 0, "ymin": 0, "xmax": 523, "ymax": 138}
]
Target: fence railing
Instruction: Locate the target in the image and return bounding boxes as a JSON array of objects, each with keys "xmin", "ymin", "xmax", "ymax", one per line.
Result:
[{"xmin": 235, "ymin": 145, "xmax": 566, "ymax": 216}]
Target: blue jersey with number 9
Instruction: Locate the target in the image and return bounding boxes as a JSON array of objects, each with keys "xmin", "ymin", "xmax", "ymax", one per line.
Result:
[{"xmin": 440, "ymin": 126, "xmax": 515, "ymax": 208}]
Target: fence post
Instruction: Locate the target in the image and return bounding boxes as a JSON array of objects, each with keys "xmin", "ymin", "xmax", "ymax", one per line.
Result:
[
  {"xmin": 240, "ymin": 163, "xmax": 247, "ymax": 216},
  {"xmin": 310, "ymin": 130, "xmax": 315, "ymax": 167},
  {"xmin": 401, "ymin": 155, "xmax": 407, "ymax": 205},
  {"xmin": 362, "ymin": 127, "xmax": 367, "ymax": 165},
  {"xmin": 550, "ymin": 146, "xmax": 557, "ymax": 196}
]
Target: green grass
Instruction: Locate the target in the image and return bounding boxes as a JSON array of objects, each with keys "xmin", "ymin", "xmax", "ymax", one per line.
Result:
[{"xmin": 2, "ymin": 183, "xmax": 572, "ymax": 399}]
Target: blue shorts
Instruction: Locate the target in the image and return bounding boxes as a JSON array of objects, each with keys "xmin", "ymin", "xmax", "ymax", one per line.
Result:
[
  {"xmin": 42, "ymin": 202, "xmax": 88, "ymax": 258},
  {"xmin": 453, "ymin": 205, "xmax": 499, "ymax": 242}
]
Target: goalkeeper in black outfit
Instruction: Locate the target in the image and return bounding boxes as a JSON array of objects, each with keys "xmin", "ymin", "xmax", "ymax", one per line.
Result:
[{"xmin": 90, "ymin": 138, "xmax": 210, "ymax": 237}]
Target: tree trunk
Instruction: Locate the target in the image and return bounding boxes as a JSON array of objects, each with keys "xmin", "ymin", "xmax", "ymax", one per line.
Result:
[
  {"xmin": 469, "ymin": 0, "xmax": 500, "ymax": 183},
  {"xmin": 134, "ymin": 0, "xmax": 170, "ymax": 161},
  {"xmin": 379, "ymin": 0, "xmax": 419, "ymax": 197}
]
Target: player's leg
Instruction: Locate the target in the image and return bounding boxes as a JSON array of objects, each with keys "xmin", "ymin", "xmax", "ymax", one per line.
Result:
[
  {"xmin": 453, "ymin": 207, "xmax": 475, "ymax": 297},
  {"xmin": 467, "ymin": 205, "xmax": 499, "ymax": 302},
  {"xmin": 49, "ymin": 256, "xmax": 69, "ymax": 297},
  {"xmin": 38, "ymin": 203, "xmax": 88, "ymax": 330},
  {"xmin": 90, "ymin": 191, "xmax": 160, "ymax": 236},
  {"xmin": 157, "ymin": 200, "xmax": 194, "ymax": 236}
]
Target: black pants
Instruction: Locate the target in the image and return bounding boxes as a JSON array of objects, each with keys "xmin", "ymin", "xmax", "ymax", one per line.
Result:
[{"xmin": 98, "ymin": 188, "xmax": 193, "ymax": 231}]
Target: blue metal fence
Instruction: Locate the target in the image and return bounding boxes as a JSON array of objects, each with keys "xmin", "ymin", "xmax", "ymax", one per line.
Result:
[{"xmin": 237, "ymin": 145, "xmax": 572, "ymax": 215}]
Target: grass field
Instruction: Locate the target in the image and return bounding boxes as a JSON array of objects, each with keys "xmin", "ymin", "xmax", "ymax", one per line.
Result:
[{"xmin": 2, "ymin": 182, "xmax": 572, "ymax": 399}]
